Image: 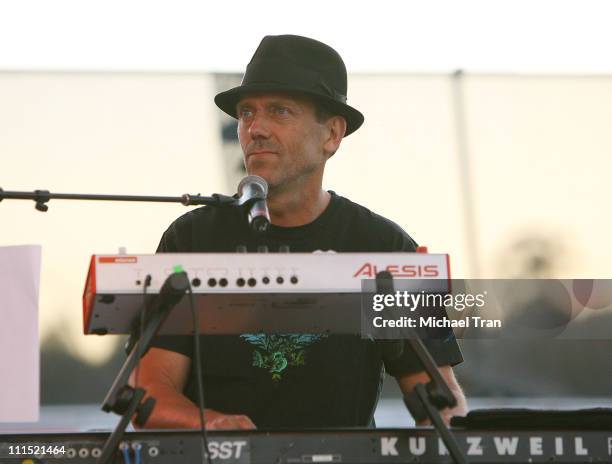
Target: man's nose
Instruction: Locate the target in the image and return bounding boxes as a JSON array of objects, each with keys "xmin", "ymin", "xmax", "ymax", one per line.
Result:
[{"xmin": 248, "ymin": 112, "xmax": 271, "ymax": 139}]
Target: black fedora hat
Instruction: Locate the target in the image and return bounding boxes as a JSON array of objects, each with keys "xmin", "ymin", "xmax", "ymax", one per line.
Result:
[{"xmin": 214, "ymin": 35, "xmax": 364, "ymax": 136}]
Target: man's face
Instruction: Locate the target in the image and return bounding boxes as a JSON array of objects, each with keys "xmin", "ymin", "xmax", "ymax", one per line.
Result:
[{"xmin": 236, "ymin": 92, "xmax": 330, "ymax": 191}]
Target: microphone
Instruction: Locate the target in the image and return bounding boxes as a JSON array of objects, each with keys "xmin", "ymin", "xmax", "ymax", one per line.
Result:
[{"xmin": 237, "ymin": 175, "xmax": 270, "ymax": 233}]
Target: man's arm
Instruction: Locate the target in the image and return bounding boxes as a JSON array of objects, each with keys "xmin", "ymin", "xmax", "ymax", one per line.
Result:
[
  {"xmin": 129, "ymin": 347, "xmax": 255, "ymax": 430},
  {"xmin": 396, "ymin": 365, "xmax": 467, "ymax": 426}
]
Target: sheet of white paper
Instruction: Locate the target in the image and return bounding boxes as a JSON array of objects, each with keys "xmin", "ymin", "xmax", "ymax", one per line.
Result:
[{"xmin": 0, "ymin": 244, "xmax": 41, "ymax": 422}]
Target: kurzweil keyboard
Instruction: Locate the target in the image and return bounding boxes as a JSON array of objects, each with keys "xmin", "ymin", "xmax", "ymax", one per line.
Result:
[
  {"xmin": 83, "ymin": 252, "xmax": 450, "ymax": 335},
  {"xmin": 2, "ymin": 428, "xmax": 611, "ymax": 463}
]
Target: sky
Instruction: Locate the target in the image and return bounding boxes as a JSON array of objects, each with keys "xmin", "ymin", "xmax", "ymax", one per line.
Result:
[{"xmin": 0, "ymin": 0, "xmax": 611, "ymax": 73}]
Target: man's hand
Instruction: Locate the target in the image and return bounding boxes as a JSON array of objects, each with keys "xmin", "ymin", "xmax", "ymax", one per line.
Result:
[
  {"xmin": 396, "ymin": 365, "xmax": 467, "ymax": 426},
  {"xmin": 129, "ymin": 347, "xmax": 256, "ymax": 430},
  {"xmin": 204, "ymin": 412, "xmax": 256, "ymax": 430}
]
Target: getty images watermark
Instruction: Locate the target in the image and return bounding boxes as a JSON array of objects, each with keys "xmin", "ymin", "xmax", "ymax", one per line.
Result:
[{"xmin": 360, "ymin": 279, "xmax": 612, "ymax": 340}]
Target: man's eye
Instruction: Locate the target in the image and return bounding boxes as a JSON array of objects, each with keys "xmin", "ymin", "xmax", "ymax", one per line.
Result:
[
  {"xmin": 274, "ymin": 106, "xmax": 290, "ymax": 115},
  {"xmin": 238, "ymin": 109, "xmax": 253, "ymax": 119}
]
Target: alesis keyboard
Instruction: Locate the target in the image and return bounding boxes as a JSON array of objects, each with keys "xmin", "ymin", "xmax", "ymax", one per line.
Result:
[
  {"xmin": 2, "ymin": 428, "xmax": 611, "ymax": 463},
  {"xmin": 83, "ymin": 252, "xmax": 450, "ymax": 335}
]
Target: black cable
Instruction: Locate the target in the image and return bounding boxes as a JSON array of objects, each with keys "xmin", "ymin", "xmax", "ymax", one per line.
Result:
[
  {"xmin": 187, "ymin": 284, "xmax": 213, "ymax": 464},
  {"xmin": 134, "ymin": 274, "xmax": 152, "ymax": 390}
]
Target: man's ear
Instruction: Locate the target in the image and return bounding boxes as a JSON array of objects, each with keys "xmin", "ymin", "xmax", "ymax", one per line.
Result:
[{"xmin": 323, "ymin": 116, "xmax": 347, "ymax": 159}]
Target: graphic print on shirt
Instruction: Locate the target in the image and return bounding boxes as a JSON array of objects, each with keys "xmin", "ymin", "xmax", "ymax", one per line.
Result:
[{"xmin": 240, "ymin": 333, "xmax": 329, "ymax": 381}]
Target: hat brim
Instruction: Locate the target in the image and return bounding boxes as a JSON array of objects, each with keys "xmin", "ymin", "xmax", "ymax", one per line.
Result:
[{"xmin": 214, "ymin": 83, "xmax": 364, "ymax": 137}]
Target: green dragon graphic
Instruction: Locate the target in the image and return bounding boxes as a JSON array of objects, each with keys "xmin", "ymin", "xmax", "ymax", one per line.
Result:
[{"xmin": 240, "ymin": 333, "xmax": 328, "ymax": 381}]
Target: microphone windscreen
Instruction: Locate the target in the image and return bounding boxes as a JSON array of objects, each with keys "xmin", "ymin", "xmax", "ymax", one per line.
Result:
[{"xmin": 238, "ymin": 175, "xmax": 268, "ymax": 197}]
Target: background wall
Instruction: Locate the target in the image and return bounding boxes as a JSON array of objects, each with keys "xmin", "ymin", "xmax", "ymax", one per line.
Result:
[{"xmin": 1, "ymin": 71, "xmax": 611, "ymax": 403}]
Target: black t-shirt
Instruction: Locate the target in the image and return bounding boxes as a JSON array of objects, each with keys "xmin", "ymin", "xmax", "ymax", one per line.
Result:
[{"xmin": 151, "ymin": 191, "xmax": 463, "ymax": 428}]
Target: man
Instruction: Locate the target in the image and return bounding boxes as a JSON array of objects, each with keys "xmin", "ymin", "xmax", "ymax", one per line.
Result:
[{"xmin": 134, "ymin": 35, "xmax": 466, "ymax": 430}]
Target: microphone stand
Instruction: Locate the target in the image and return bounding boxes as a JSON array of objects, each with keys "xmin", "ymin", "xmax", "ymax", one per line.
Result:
[
  {"xmin": 0, "ymin": 188, "xmax": 237, "ymax": 211},
  {"xmin": 375, "ymin": 271, "xmax": 469, "ymax": 464},
  {"xmin": 0, "ymin": 186, "xmax": 267, "ymax": 235},
  {"xmin": 97, "ymin": 271, "xmax": 190, "ymax": 464},
  {"xmin": 1, "ymin": 184, "xmax": 266, "ymax": 461}
]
